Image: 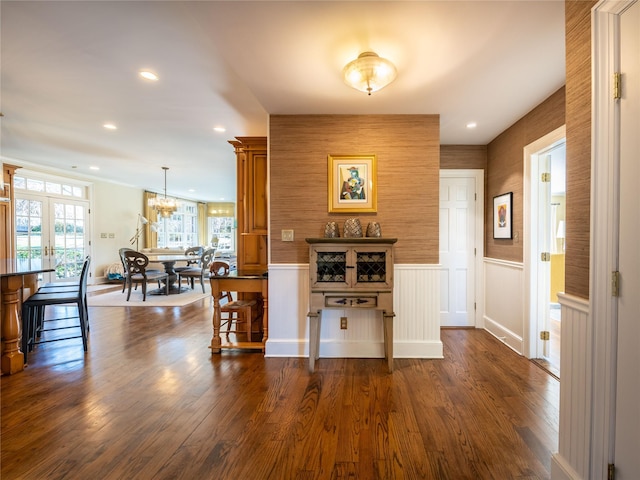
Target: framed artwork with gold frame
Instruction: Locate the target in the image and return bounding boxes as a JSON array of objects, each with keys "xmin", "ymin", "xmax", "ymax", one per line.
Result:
[{"xmin": 327, "ymin": 154, "xmax": 377, "ymax": 213}]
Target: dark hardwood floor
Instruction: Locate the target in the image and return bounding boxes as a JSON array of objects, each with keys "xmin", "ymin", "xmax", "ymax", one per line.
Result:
[{"xmin": 1, "ymin": 299, "xmax": 559, "ymax": 479}]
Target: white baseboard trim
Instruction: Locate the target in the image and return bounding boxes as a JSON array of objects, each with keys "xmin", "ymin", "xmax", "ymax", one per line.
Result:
[
  {"xmin": 483, "ymin": 315, "xmax": 524, "ymax": 354},
  {"xmin": 394, "ymin": 340, "xmax": 443, "ymax": 358},
  {"xmin": 265, "ymin": 339, "xmax": 443, "ymax": 359},
  {"xmin": 551, "ymin": 453, "xmax": 583, "ymax": 480}
]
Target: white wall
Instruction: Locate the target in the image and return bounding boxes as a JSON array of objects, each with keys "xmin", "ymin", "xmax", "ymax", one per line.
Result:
[
  {"xmin": 92, "ymin": 181, "xmax": 144, "ymax": 282},
  {"xmin": 483, "ymin": 257, "xmax": 525, "ymax": 354},
  {"xmin": 265, "ymin": 264, "xmax": 443, "ymax": 360},
  {"xmin": 551, "ymin": 294, "xmax": 589, "ymax": 480}
]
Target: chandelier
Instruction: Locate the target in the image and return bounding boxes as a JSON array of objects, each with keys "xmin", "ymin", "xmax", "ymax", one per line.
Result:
[
  {"xmin": 343, "ymin": 51, "xmax": 397, "ymax": 96},
  {"xmin": 148, "ymin": 166, "xmax": 178, "ymax": 218}
]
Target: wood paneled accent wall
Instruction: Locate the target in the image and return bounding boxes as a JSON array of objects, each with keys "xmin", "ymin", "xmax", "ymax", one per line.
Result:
[
  {"xmin": 270, "ymin": 115, "xmax": 440, "ymax": 264},
  {"xmin": 485, "ymin": 87, "xmax": 566, "ymax": 263},
  {"xmin": 564, "ymin": 0, "xmax": 596, "ymax": 299}
]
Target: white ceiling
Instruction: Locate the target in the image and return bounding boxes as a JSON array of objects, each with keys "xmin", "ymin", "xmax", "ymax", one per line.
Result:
[{"xmin": 0, "ymin": 1, "xmax": 565, "ymax": 203}]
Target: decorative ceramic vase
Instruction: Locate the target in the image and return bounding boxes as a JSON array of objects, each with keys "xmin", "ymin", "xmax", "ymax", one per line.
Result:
[
  {"xmin": 366, "ymin": 221, "xmax": 382, "ymax": 237},
  {"xmin": 324, "ymin": 221, "xmax": 340, "ymax": 238},
  {"xmin": 343, "ymin": 218, "xmax": 363, "ymax": 238}
]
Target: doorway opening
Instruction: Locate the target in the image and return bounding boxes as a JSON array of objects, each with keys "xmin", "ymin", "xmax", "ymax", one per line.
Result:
[
  {"xmin": 524, "ymin": 126, "xmax": 566, "ymax": 378},
  {"xmin": 13, "ymin": 170, "xmax": 91, "ymax": 284},
  {"xmin": 439, "ymin": 169, "xmax": 484, "ymax": 328}
]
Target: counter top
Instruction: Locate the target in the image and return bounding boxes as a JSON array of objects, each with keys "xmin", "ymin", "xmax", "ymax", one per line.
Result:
[
  {"xmin": 0, "ymin": 259, "xmax": 54, "ymax": 278},
  {"xmin": 305, "ymin": 237, "xmax": 397, "ymax": 244}
]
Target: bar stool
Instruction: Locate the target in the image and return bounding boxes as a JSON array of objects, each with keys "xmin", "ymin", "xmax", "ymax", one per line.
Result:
[{"xmin": 21, "ymin": 256, "xmax": 91, "ymax": 363}]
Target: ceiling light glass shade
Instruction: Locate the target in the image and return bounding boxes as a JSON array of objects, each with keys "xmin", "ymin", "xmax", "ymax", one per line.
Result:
[
  {"xmin": 343, "ymin": 51, "xmax": 397, "ymax": 95},
  {"xmin": 139, "ymin": 70, "xmax": 158, "ymax": 81},
  {"xmin": 148, "ymin": 167, "xmax": 178, "ymax": 218},
  {"xmin": 149, "ymin": 196, "xmax": 178, "ymax": 218}
]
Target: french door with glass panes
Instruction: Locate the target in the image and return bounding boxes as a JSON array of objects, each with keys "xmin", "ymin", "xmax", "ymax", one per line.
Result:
[{"xmin": 15, "ymin": 193, "xmax": 90, "ymax": 283}]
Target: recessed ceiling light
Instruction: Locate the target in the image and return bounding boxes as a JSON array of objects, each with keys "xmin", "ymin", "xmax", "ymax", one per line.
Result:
[
  {"xmin": 466, "ymin": 122, "xmax": 477, "ymax": 129},
  {"xmin": 89, "ymin": 166, "xmax": 100, "ymax": 171},
  {"xmin": 213, "ymin": 126, "xmax": 226, "ymax": 133},
  {"xmin": 139, "ymin": 70, "xmax": 158, "ymax": 81},
  {"xmin": 188, "ymin": 189, "xmax": 195, "ymax": 193},
  {"xmin": 103, "ymin": 123, "xmax": 117, "ymax": 130}
]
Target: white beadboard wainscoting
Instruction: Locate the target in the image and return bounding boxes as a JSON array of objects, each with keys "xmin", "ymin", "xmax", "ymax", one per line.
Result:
[
  {"xmin": 551, "ymin": 293, "xmax": 590, "ymax": 480},
  {"xmin": 265, "ymin": 264, "xmax": 443, "ymax": 359},
  {"xmin": 483, "ymin": 258, "xmax": 525, "ymax": 354}
]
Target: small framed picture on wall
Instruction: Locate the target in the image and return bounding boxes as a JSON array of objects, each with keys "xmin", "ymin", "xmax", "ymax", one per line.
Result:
[
  {"xmin": 493, "ymin": 192, "xmax": 513, "ymax": 239},
  {"xmin": 327, "ymin": 154, "xmax": 377, "ymax": 213}
]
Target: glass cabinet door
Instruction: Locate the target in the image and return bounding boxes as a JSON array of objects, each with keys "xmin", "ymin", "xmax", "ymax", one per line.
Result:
[
  {"xmin": 354, "ymin": 249, "xmax": 388, "ymax": 285},
  {"xmin": 309, "ymin": 244, "xmax": 393, "ymax": 290},
  {"xmin": 312, "ymin": 250, "xmax": 347, "ymax": 287}
]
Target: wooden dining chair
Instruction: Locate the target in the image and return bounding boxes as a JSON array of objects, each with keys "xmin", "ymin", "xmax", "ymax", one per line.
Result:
[
  {"xmin": 123, "ymin": 250, "xmax": 169, "ymax": 301},
  {"xmin": 118, "ymin": 247, "xmax": 135, "ymax": 293},
  {"xmin": 177, "ymin": 248, "xmax": 216, "ymax": 293},
  {"xmin": 209, "ymin": 261, "xmax": 258, "ymax": 342},
  {"xmin": 174, "ymin": 246, "xmax": 204, "ymax": 275}
]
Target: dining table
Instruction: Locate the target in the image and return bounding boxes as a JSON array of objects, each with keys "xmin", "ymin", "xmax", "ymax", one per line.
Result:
[
  {"xmin": 1, "ymin": 259, "xmax": 55, "ymax": 374},
  {"xmin": 144, "ymin": 253, "xmax": 201, "ymax": 295}
]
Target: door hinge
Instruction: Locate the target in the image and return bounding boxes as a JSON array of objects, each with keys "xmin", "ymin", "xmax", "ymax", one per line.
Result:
[
  {"xmin": 613, "ymin": 72, "xmax": 621, "ymax": 100},
  {"xmin": 608, "ymin": 463, "xmax": 615, "ymax": 480},
  {"xmin": 611, "ymin": 271, "xmax": 620, "ymax": 297},
  {"xmin": 541, "ymin": 172, "xmax": 551, "ymax": 183},
  {"xmin": 540, "ymin": 331, "xmax": 550, "ymax": 341},
  {"xmin": 474, "ymin": 302, "xmax": 477, "ymax": 311},
  {"xmin": 474, "ymin": 247, "xmax": 476, "ymax": 256},
  {"xmin": 541, "ymin": 252, "xmax": 551, "ymax": 262}
]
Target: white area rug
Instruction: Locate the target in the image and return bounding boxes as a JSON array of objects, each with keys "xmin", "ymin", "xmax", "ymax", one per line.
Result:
[{"xmin": 88, "ymin": 285, "xmax": 211, "ymax": 307}]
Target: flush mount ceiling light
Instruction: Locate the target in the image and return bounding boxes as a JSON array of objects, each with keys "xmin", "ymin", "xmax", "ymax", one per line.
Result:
[
  {"xmin": 343, "ymin": 51, "xmax": 397, "ymax": 96},
  {"xmin": 139, "ymin": 70, "xmax": 158, "ymax": 81},
  {"xmin": 148, "ymin": 167, "xmax": 178, "ymax": 218}
]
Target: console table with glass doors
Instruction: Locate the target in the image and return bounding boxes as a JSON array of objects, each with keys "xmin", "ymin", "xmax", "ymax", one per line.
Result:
[{"xmin": 306, "ymin": 238, "xmax": 397, "ymax": 373}]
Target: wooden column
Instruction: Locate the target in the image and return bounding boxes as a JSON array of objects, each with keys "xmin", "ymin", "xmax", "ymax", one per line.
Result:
[
  {"xmin": 229, "ymin": 137, "xmax": 268, "ymax": 272},
  {"xmin": 1, "ymin": 164, "xmax": 20, "ymax": 260}
]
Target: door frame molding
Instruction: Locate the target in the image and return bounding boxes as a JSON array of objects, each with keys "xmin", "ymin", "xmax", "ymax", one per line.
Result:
[
  {"xmin": 439, "ymin": 169, "xmax": 484, "ymax": 328},
  {"xmin": 591, "ymin": 0, "xmax": 636, "ymax": 475},
  {"xmin": 523, "ymin": 125, "xmax": 566, "ymax": 359},
  {"xmin": 13, "ymin": 168, "xmax": 93, "ymax": 283}
]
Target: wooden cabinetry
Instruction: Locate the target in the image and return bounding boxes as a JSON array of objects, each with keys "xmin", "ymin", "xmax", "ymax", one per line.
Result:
[
  {"xmin": 1, "ymin": 164, "xmax": 19, "ymax": 260},
  {"xmin": 306, "ymin": 238, "xmax": 397, "ymax": 372},
  {"xmin": 229, "ymin": 137, "xmax": 268, "ymax": 272}
]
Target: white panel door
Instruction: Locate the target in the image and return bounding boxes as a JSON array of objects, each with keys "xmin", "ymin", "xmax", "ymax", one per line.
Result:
[
  {"xmin": 439, "ymin": 175, "xmax": 476, "ymax": 327},
  {"xmin": 615, "ymin": 1, "xmax": 640, "ymax": 476}
]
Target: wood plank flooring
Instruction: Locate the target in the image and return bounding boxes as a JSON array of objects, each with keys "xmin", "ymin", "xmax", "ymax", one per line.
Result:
[{"xmin": 1, "ymin": 300, "xmax": 558, "ymax": 479}]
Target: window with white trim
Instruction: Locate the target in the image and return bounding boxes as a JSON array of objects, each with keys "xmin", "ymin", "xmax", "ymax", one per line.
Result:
[
  {"xmin": 14, "ymin": 174, "xmax": 87, "ymax": 199},
  {"xmin": 156, "ymin": 200, "xmax": 198, "ymax": 248}
]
